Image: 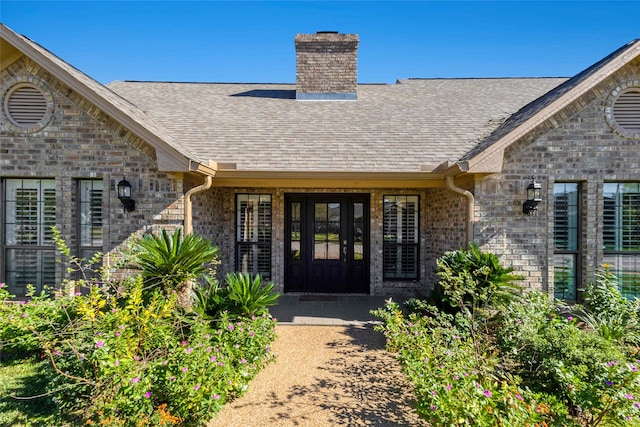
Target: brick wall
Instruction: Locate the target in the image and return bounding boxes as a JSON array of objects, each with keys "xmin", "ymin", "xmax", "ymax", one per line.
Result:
[
  {"xmin": 200, "ymin": 186, "xmax": 468, "ymax": 297},
  {"xmin": 473, "ymin": 57, "xmax": 640, "ymax": 295},
  {"xmin": 1, "ymin": 57, "xmax": 186, "ymax": 285},
  {"xmin": 295, "ymin": 32, "xmax": 358, "ymax": 99}
]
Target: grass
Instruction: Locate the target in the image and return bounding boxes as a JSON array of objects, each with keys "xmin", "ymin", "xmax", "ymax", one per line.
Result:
[{"xmin": 0, "ymin": 352, "xmax": 58, "ymax": 427}]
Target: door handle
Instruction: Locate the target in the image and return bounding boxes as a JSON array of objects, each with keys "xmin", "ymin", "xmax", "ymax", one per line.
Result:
[{"xmin": 342, "ymin": 240, "xmax": 348, "ymax": 262}]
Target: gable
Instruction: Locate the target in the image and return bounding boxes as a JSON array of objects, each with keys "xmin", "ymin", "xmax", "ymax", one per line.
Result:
[
  {"xmin": 465, "ymin": 39, "xmax": 640, "ymax": 173},
  {"xmin": 0, "ymin": 23, "xmax": 209, "ymax": 175}
]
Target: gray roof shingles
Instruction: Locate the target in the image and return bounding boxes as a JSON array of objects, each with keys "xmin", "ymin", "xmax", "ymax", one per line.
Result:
[{"xmin": 107, "ymin": 78, "xmax": 566, "ymax": 172}]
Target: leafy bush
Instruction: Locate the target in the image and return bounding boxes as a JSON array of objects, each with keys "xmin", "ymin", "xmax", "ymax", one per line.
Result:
[
  {"xmin": 435, "ymin": 243, "xmax": 523, "ymax": 313},
  {"xmin": 373, "ymin": 246, "xmax": 640, "ymax": 427},
  {"xmin": 499, "ymin": 291, "xmax": 640, "ymax": 425},
  {"xmin": 577, "ymin": 267, "xmax": 640, "ymax": 345},
  {"xmin": 193, "ymin": 272, "xmax": 280, "ymax": 319},
  {"xmin": 0, "ymin": 229, "xmax": 276, "ymax": 427},
  {"xmin": 129, "ymin": 228, "xmax": 219, "ymax": 306},
  {"xmin": 372, "ymin": 299, "xmax": 560, "ymax": 426}
]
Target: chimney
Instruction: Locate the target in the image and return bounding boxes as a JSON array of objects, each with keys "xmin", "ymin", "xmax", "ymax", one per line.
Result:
[{"xmin": 295, "ymin": 31, "xmax": 359, "ymax": 100}]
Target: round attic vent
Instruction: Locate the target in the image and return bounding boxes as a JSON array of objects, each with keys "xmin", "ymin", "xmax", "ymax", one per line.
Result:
[
  {"xmin": 605, "ymin": 83, "xmax": 640, "ymax": 139},
  {"xmin": 2, "ymin": 77, "xmax": 54, "ymax": 133},
  {"xmin": 613, "ymin": 88, "xmax": 640, "ymax": 132}
]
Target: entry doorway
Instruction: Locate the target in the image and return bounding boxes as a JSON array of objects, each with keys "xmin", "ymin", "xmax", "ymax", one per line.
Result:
[{"xmin": 285, "ymin": 194, "xmax": 370, "ymax": 293}]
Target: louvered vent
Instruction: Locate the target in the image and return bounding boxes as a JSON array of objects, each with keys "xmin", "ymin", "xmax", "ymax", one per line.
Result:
[
  {"xmin": 613, "ymin": 89, "xmax": 640, "ymax": 132},
  {"xmin": 6, "ymin": 85, "xmax": 47, "ymax": 126}
]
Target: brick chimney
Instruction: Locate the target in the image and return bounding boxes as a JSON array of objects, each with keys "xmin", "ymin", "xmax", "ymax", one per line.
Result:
[{"xmin": 295, "ymin": 31, "xmax": 359, "ymax": 100}]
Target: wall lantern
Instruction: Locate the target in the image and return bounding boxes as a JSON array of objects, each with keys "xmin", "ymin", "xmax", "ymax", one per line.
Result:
[
  {"xmin": 117, "ymin": 176, "xmax": 135, "ymax": 212},
  {"xmin": 522, "ymin": 176, "xmax": 542, "ymax": 216}
]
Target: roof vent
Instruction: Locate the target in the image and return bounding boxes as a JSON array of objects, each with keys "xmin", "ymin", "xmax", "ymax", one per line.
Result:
[
  {"xmin": 295, "ymin": 32, "xmax": 359, "ymax": 101},
  {"xmin": 613, "ymin": 88, "xmax": 640, "ymax": 132}
]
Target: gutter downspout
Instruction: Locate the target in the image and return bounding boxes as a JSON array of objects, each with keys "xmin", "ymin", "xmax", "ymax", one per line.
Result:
[
  {"xmin": 446, "ymin": 176, "xmax": 475, "ymax": 248},
  {"xmin": 184, "ymin": 175, "xmax": 213, "ymax": 235}
]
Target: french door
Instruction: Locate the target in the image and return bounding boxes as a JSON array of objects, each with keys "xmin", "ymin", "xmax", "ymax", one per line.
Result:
[{"xmin": 285, "ymin": 194, "xmax": 369, "ymax": 293}]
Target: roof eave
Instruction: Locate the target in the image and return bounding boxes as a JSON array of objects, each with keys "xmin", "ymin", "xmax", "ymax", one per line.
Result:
[{"xmin": 466, "ymin": 39, "xmax": 640, "ymax": 173}]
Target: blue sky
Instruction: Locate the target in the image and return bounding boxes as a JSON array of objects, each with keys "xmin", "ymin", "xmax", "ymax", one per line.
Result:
[{"xmin": 2, "ymin": 1, "xmax": 639, "ymax": 84}]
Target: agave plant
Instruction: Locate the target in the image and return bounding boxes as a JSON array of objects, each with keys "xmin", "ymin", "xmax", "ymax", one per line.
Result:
[{"xmin": 131, "ymin": 228, "xmax": 219, "ymax": 307}]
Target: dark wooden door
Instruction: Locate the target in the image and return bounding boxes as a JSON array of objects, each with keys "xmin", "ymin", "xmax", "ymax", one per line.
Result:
[{"xmin": 285, "ymin": 194, "xmax": 369, "ymax": 293}]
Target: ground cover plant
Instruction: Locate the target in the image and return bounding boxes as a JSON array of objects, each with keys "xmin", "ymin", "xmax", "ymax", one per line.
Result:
[
  {"xmin": 373, "ymin": 244, "xmax": 640, "ymax": 427},
  {"xmin": 0, "ymin": 228, "xmax": 279, "ymax": 427}
]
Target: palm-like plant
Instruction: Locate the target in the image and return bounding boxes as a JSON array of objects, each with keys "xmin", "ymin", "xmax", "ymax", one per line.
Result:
[
  {"xmin": 131, "ymin": 228, "xmax": 219, "ymax": 306},
  {"xmin": 225, "ymin": 272, "xmax": 279, "ymax": 316}
]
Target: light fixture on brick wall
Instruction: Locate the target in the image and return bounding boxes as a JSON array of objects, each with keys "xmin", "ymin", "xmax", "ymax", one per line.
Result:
[
  {"xmin": 523, "ymin": 176, "xmax": 542, "ymax": 215},
  {"xmin": 117, "ymin": 176, "xmax": 135, "ymax": 212}
]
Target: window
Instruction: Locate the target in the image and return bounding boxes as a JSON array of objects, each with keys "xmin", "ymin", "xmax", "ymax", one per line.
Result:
[
  {"xmin": 2, "ymin": 179, "xmax": 56, "ymax": 296},
  {"xmin": 603, "ymin": 183, "xmax": 640, "ymax": 299},
  {"xmin": 383, "ymin": 195, "xmax": 419, "ymax": 280},
  {"xmin": 236, "ymin": 194, "xmax": 272, "ymax": 279},
  {"xmin": 553, "ymin": 183, "xmax": 580, "ymax": 300},
  {"xmin": 78, "ymin": 180, "xmax": 104, "ymax": 274}
]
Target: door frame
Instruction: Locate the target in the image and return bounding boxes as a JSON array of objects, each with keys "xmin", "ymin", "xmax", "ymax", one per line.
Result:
[{"xmin": 284, "ymin": 193, "xmax": 370, "ymax": 293}]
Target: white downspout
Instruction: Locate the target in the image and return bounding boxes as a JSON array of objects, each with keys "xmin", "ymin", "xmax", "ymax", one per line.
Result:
[
  {"xmin": 184, "ymin": 175, "xmax": 213, "ymax": 235},
  {"xmin": 446, "ymin": 176, "xmax": 475, "ymax": 247}
]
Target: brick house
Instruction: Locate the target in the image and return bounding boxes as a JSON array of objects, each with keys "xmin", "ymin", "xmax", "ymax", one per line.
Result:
[{"xmin": 1, "ymin": 24, "xmax": 639, "ymax": 300}]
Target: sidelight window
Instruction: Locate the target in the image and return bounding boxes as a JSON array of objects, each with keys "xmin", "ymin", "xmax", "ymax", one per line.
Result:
[
  {"xmin": 383, "ymin": 195, "xmax": 419, "ymax": 280},
  {"xmin": 236, "ymin": 194, "xmax": 272, "ymax": 279}
]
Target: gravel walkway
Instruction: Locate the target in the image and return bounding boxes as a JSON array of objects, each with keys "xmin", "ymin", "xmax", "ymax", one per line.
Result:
[{"xmin": 208, "ymin": 325, "xmax": 428, "ymax": 427}]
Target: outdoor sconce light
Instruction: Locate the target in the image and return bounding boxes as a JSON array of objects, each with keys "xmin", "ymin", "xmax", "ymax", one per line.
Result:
[
  {"xmin": 523, "ymin": 176, "xmax": 542, "ymax": 216},
  {"xmin": 117, "ymin": 176, "xmax": 135, "ymax": 212}
]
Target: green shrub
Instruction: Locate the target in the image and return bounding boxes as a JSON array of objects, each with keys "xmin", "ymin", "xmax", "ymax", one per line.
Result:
[
  {"xmin": 436, "ymin": 243, "xmax": 523, "ymax": 313},
  {"xmin": 194, "ymin": 273, "xmax": 280, "ymax": 320},
  {"xmin": 129, "ymin": 228, "xmax": 219, "ymax": 306},
  {"xmin": 499, "ymin": 291, "xmax": 640, "ymax": 426},
  {"xmin": 577, "ymin": 267, "xmax": 640, "ymax": 345},
  {"xmin": 1, "ymin": 231, "xmax": 276, "ymax": 427},
  {"xmin": 372, "ymin": 299, "xmax": 560, "ymax": 426}
]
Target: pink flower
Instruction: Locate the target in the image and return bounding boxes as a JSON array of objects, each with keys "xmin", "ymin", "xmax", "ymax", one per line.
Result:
[
  {"xmin": 445, "ymin": 385, "xmax": 452, "ymax": 391},
  {"xmin": 484, "ymin": 390, "xmax": 492, "ymax": 398},
  {"xmin": 431, "ymin": 390, "xmax": 437, "ymax": 396},
  {"xmin": 228, "ymin": 323, "xmax": 234, "ymax": 332},
  {"xmin": 515, "ymin": 394, "xmax": 523, "ymax": 401},
  {"xmin": 131, "ymin": 377, "xmax": 139, "ymax": 384},
  {"xmin": 114, "ymin": 360, "xmax": 119, "ymax": 366},
  {"xmin": 205, "ymin": 334, "xmax": 211, "ymax": 339},
  {"xmin": 181, "ymin": 341, "xmax": 187, "ymax": 346},
  {"xmin": 194, "ymin": 385, "xmax": 200, "ymax": 391},
  {"xmin": 240, "ymin": 358, "xmax": 247, "ymax": 364},
  {"xmin": 209, "ymin": 356, "xmax": 217, "ymax": 363},
  {"xmin": 212, "ymin": 394, "xmax": 220, "ymax": 400},
  {"xmin": 144, "ymin": 391, "xmax": 152, "ymax": 398},
  {"xmin": 182, "ymin": 367, "xmax": 188, "ymax": 373},
  {"xmin": 430, "ymin": 405, "xmax": 436, "ymax": 411},
  {"xmin": 185, "ymin": 347, "xmax": 193, "ymax": 354},
  {"xmin": 250, "ymin": 331, "xmax": 255, "ymax": 337},
  {"xmin": 625, "ymin": 394, "xmax": 634, "ymax": 400},
  {"xmin": 95, "ymin": 341, "xmax": 104, "ymax": 349}
]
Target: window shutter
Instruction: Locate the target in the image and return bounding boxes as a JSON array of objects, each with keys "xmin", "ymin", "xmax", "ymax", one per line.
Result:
[{"xmin": 613, "ymin": 89, "xmax": 640, "ymax": 131}]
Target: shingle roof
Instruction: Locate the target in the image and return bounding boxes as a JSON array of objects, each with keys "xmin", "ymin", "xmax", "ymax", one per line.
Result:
[{"xmin": 107, "ymin": 78, "xmax": 566, "ymax": 172}]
